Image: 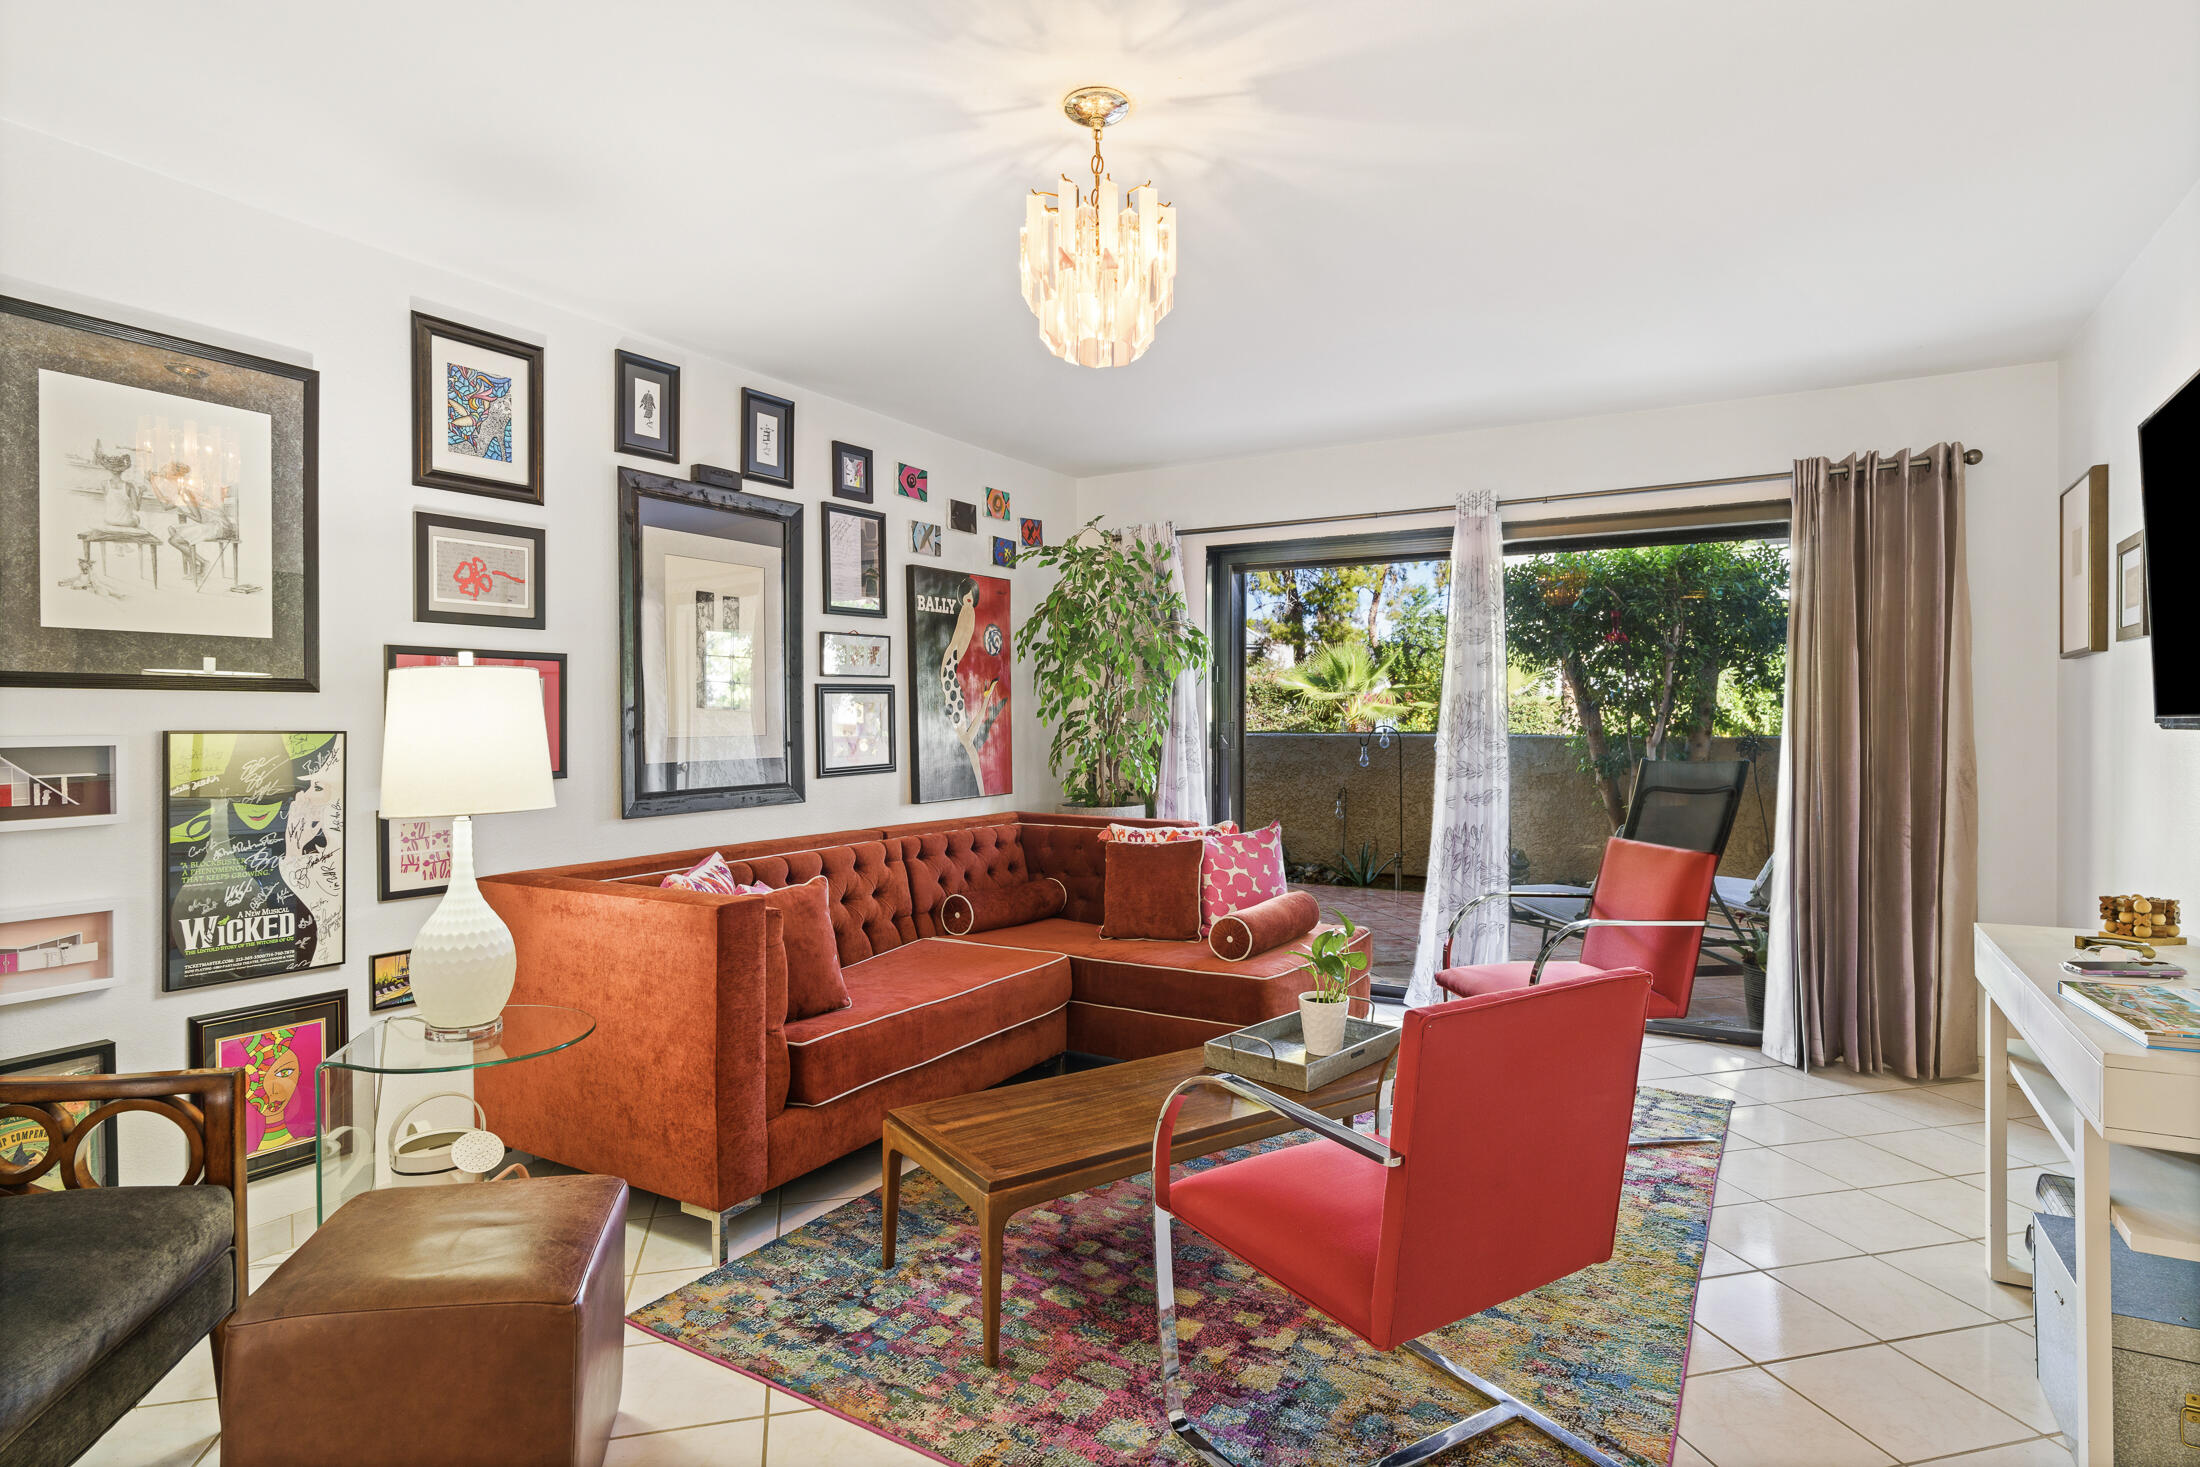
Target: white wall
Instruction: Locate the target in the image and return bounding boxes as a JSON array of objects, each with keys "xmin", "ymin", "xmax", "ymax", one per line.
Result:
[
  {"xmin": 2056, "ymin": 180, "xmax": 2200, "ymax": 920},
  {"xmin": 1079, "ymin": 361, "xmax": 2065, "ymax": 929},
  {"xmin": 0, "ymin": 123, "xmax": 1076, "ymax": 1200}
]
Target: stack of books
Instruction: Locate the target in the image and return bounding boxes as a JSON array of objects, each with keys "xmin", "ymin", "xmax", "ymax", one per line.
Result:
[{"xmin": 2059, "ymin": 980, "xmax": 2200, "ymax": 1051}]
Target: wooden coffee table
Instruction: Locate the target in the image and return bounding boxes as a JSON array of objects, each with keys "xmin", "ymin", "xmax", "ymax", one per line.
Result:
[{"xmin": 880, "ymin": 1046, "xmax": 1390, "ymax": 1366}]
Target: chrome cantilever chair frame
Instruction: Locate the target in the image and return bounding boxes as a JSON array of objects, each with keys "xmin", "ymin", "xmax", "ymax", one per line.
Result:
[{"xmin": 1149, "ymin": 1074, "xmax": 1629, "ymax": 1467}]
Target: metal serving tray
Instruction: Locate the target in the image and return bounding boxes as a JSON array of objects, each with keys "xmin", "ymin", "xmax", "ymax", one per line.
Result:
[{"xmin": 1203, "ymin": 1010, "xmax": 1401, "ymax": 1092}]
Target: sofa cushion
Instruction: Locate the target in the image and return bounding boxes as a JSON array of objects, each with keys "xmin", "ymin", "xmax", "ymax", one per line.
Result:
[
  {"xmin": 0, "ymin": 1186, "xmax": 235, "ymax": 1447},
  {"xmin": 1198, "ymin": 821, "xmax": 1286, "ymax": 933},
  {"xmin": 1017, "ymin": 820, "xmax": 1111, "ymax": 924},
  {"xmin": 1100, "ymin": 839, "xmax": 1203, "ymax": 941},
  {"xmin": 940, "ymin": 878, "xmax": 1066, "ymax": 935},
  {"xmin": 766, "ymin": 878, "xmax": 850, "ymax": 1021},
  {"xmin": 1209, "ymin": 889, "xmax": 1322, "ymax": 961},
  {"xmin": 896, "ymin": 824, "xmax": 1029, "ymax": 937},
  {"xmin": 700, "ymin": 840, "xmax": 911, "ymax": 966},
  {"xmin": 781, "ymin": 939, "xmax": 1070, "ymax": 1107}
]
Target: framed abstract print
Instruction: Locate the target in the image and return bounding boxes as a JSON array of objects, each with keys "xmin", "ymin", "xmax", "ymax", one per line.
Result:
[
  {"xmin": 188, "ymin": 989, "xmax": 346, "ymax": 1180},
  {"xmin": 911, "ymin": 520, "xmax": 942, "ymax": 558},
  {"xmin": 0, "ymin": 734, "xmax": 123, "ymax": 831},
  {"xmin": 949, "ymin": 499, "xmax": 977, "ymax": 535},
  {"xmin": 906, "ymin": 566, "xmax": 1012, "ymax": 804},
  {"xmin": 162, "ymin": 731, "xmax": 345, "ymax": 992},
  {"xmin": 816, "ymin": 684, "xmax": 895, "ymax": 777},
  {"xmin": 993, "ymin": 536, "xmax": 1017, "ymax": 568},
  {"xmin": 821, "ymin": 502, "xmax": 886, "ymax": 618},
  {"xmin": 410, "ymin": 312, "xmax": 543, "ymax": 504},
  {"xmin": 2115, "ymin": 530, "xmax": 2149, "ymax": 641},
  {"xmin": 377, "ymin": 814, "xmax": 452, "ymax": 901},
  {"xmin": 413, "ymin": 510, "xmax": 545, "ymax": 630},
  {"xmin": 820, "ymin": 630, "xmax": 889, "ymax": 678},
  {"xmin": 0, "ymin": 296, "xmax": 319, "ymax": 692},
  {"xmin": 1020, "ymin": 517, "xmax": 1044, "ymax": 549},
  {"xmin": 896, "ymin": 463, "xmax": 928, "ymax": 502},
  {"xmin": 832, "ymin": 441, "xmax": 873, "ymax": 502},
  {"xmin": 0, "ymin": 1040, "xmax": 119, "ymax": 1189},
  {"xmin": 2059, "ymin": 465, "xmax": 2108, "ymax": 658},
  {"xmin": 741, "ymin": 388, "xmax": 794, "ymax": 487},
  {"xmin": 384, "ymin": 645, "xmax": 566, "ymax": 777},
  {"xmin": 618, "ymin": 467, "xmax": 803, "ymax": 817},
  {"xmin": 984, "ymin": 487, "xmax": 1010, "ymax": 520},
  {"xmin": 615, "ymin": 350, "xmax": 680, "ymax": 463},
  {"xmin": 369, "ymin": 950, "xmax": 413, "ymax": 1012}
]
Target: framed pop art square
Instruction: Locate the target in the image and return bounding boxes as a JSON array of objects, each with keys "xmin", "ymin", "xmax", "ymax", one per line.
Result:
[
  {"xmin": 370, "ymin": 949, "xmax": 413, "ymax": 1012},
  {"xmin": 832, "ymin": 441, "xmax": 873, "ymax": 503},
  {"xmin": 188, "ymin": 989, "xmax": 347, "ymax": 1179},
  {"xmin": 411, "ymin": 312, "xmax": 543, "ymax": 504}
]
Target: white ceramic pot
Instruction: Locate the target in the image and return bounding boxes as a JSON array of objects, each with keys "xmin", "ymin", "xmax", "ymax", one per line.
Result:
[{"xmin": 1299, "ymin": 993, "xmax": 1350, "ymax": 1056}]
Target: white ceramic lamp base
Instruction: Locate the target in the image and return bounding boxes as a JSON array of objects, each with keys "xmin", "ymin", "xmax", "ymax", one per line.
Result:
[{"xmin": 409, "ymin": 815, "xmax": 516, "ymax": 1039}]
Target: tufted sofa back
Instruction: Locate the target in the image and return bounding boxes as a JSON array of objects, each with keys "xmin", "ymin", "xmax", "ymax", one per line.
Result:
[{"xmin": 892, "ymin": 823, "xmax": 1030, "ymax": 937}]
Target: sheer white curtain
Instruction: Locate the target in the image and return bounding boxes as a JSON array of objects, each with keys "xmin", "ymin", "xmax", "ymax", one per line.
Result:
[
  {"xmin": 1138, "ymin": 521, "xmax": 1209, "ymax": 824},
  {"xmin": 1408, "ymin": 491, "xmax": 1510, "ymax": 1007}
]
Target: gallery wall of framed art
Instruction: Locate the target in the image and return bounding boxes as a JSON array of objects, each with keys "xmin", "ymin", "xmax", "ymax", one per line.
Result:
[{"xmin": 0, "ymin": 124, "xmax": 1079, "ymax": 1191}]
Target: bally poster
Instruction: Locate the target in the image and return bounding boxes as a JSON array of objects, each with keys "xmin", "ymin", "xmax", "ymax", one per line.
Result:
[
  {"xmin": 906, "ymin": 566, "xmax": 1012, "ymax": 803},
  {"xmin": 163, "ymin": 731, "xmax": 345, "ymax": 992}
]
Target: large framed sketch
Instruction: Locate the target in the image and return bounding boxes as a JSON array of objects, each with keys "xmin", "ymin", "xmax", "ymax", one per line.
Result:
[
  {"xmin": 0, "ymin": 296, "xmax": 319, "ymax": 691},
  {"xmin": 162, "ymin": 731, "xmax": 345, "ymax": 992},
  {"xmin": 906, "ymin": 566, "xmax": 1013, "ymax": 804},
  {"xmin": 618, "ymin": 467, "xmax": 803, "ymax": 817}
]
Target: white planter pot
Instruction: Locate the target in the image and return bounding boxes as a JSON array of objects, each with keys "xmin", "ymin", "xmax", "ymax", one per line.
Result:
[
  {"xmin": 1059, "ymin": 802, "xmax": 1147, "ymax": 820},
  {"xmin": 1299, "ymin": 993, "xmax": 1351, "ymax": 1056}
]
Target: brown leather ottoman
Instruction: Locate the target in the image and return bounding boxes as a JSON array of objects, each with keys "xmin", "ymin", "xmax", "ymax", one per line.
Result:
[{"xmin": 219, "ymin": 1175, "xmax": 627, "ymax": 1467}]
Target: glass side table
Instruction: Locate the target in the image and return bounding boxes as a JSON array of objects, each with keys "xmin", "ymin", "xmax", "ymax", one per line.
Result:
[{"xmin": 315, "ymin": 1003, "xmax": 593, "ymax": 1223}]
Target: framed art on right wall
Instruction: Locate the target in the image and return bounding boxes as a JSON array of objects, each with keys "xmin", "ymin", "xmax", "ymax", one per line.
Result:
[
  {"xmin": 2115, "ymin": 529, "xmax": 2149, "ymax": 641},
  {"xmin": 2058, "ymin": 464, "xmax": 2108, "ymax": 658}
]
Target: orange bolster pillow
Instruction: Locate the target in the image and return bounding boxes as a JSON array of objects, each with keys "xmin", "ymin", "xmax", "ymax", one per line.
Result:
[
  {"xmin": 939, "ymin": 878, "xmax": 1067, "ymax": 936},
  {"xmin": 1208, "ymin": 890, "xmax": 1323, "ymax": 962}
]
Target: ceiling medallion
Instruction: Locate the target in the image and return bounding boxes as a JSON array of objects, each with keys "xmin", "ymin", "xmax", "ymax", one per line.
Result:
[{"xmin": 1018, "ymin": 85, "xmax": 1177, "ymax": 368}]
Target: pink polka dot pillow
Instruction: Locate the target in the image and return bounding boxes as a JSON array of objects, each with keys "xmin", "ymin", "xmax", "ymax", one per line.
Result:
[{"xmin": 1198, "ymin": 821, "xmax": 1287, "ymax": 934}]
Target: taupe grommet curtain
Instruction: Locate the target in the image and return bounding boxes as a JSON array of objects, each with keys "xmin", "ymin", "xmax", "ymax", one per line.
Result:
[{"xmin": 1785, "ymin": 446, "xmax": 1979, "ymax": 1079}]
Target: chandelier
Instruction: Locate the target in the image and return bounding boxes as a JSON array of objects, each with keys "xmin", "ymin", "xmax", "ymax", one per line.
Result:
[{"xmin": 1019, "ymin": 86, "xmax": 1177, "ymax": 368}]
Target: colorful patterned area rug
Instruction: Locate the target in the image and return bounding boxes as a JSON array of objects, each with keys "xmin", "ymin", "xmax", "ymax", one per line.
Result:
[{"xmin": 630, "ymin": 1087, "xmax": 1729, "ymax": 1466}]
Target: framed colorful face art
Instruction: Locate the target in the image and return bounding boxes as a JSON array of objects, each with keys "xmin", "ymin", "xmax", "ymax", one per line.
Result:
[
  {"xmin": 896, "ymin": 463, "xmax": 928, "ymax": 502},
  {"xmin": 832, "ymin": 442, "xmax": 873, "ymax": 503},
  {"xmin": 911, "ymin": 521, "xmax": 942, "ymax": 558},
  {"xmin": 984, "ymin": 487, "xmax": 1010, "ymax": 520},
  {"xmin": 906, "ymin": 566, "xmax": 1012, "ymax": 804},
  {"xmin": 619, "ymin": 467, "xmax": 804, "ymax": 817},
  {"xmin": 370, "ymin": 950, "xmax": 413, "ymax": 1012},
  {"xmin": 162, "ymin": 731, "xmax": 345, "ymax": 992},
  {"xmin": 189, "ymin": 989, "xmax": 346, "ymax": 1180},
  {"xmin": 615, "ymin": 350, "xmax": 680, "ymax": 463},
  {"xmin": 820, "ymin": 630, "xmax": 889, "ymax": 678},
  {"xmin": 384, "ymin": 645, "xmax": 566, "ymax": 777},
  {"xmin": 0, "ymin": 1040, "xmax": 119, "ymax": 1189},
  {"xmin": 1, "ymin": 296, "xmax": 319, "ymax": 692},
  {"xmin": 413, "ymin": 511, "xmax": 545, "ymax": 630},
  {"xmin": 821, "ymin": 503, "xmax": 886, "ymax": 618},
  {"xmin": 992, "ymin": 536, "xmax": 1017, "ymax": 568},
  {"xmin": 815, "ymin": 684, "xmax": 895, "ymax": 777},
  {"xmin": 741, "ymin": 389, "xmax": 795, "ymax": 487},
  {"xmin": 411, "ymin": 312, "xmax": 543, "ymax": 504},
  {"xmin": 0, "ymin": 734, "xmax": 123, "ymax": 831},
  {"xmin": 378, "ymin": 814, "xmax": 452, "ymax": 901}
]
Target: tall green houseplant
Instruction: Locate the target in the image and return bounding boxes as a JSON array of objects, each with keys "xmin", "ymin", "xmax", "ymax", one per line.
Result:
[{"xmin": 1017, "ymin": 518, "xmax": 1210, "ymax": 809}]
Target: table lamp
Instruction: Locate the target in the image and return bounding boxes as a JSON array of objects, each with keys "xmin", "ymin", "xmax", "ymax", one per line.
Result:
[{"xmin": 379, "ymin": 661, "xmax": 556, "ymax": 1039}]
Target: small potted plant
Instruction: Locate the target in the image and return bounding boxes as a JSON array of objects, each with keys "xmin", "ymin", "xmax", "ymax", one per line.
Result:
[{"xmin": 1295, "ymin": 911, "xmax": 1367, "ymax": 1056}]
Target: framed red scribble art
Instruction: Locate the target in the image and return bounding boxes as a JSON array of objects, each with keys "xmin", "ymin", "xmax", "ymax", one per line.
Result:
[{"xmin": 412, "ymin": 510, "xmax": 545, "ymax": 630}]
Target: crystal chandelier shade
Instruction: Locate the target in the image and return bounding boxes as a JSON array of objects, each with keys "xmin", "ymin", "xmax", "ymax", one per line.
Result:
[{"xmin": 1018, "ymin": 88, "xmax": 1177, "ymax": 368}]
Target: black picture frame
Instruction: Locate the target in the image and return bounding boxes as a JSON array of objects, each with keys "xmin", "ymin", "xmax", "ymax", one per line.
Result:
[
  {"xmin": 614, "ymin": 350, "xmax": 681, "ymax": 463},
  {"xmin": 369, "ymin": 950, "xmax": 412, "ymax": 1012},
  {"xmin": 376, "ymin": 814, "xmax": 450, "ymax": 901},
  {"xmin": 821, "ymin": 502, "xmax": 888, "ymax": 619},
  {"xmin": 0, "ymin": 295, "xmax": 320, "ymax": 693},
  {"xmin": 819, "ymin": 630, "xmax": 890, "ymax": 678},
  {"xmin": 618, "ymin": 467, "xmax": 804, "ymax": 817},
  {"xmin": 187, "ymin": 989, "xmax": 348, "ymax": 1180},
  {"xmin": 815, "ymin": 683, "xmax": 896, "ymax": 777},
  {"xmin": 412, "ymin": 510, "xmax": 546, "ymax": 630},
  {"xmin": 0, "ymin": 1039, "xmax": 120, "ymax": 1189},
  {"xmin": 831, "ymin": 441, "xmax": 873, "ymax": 502},
  {"xmin": 410, "ymin": 311, "xmax": 544, "ymax": 504},
  {"xmin": 162, "ymin": 731, "xmax": 346, "ymax": 992},
  {"xmin": 384, "ymin": 644, "xmax": 568, "ymax": 778},
  {"xmin": 741, "ymin": 388, "xmax": 795, "ymax": 487}
]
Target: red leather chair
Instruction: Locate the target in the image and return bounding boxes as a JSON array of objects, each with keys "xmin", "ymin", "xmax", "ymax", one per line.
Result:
[
  {"xmin": 1436, "ymin": 835, "xmax": 1718, "ymax": 1021},
  {"xmin": 1150, "ymin": 970, "xmax": 1653, "ymax": 1467}
]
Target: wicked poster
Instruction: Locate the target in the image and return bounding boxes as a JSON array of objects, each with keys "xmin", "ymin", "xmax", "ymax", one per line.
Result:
[
  {"xmin": 906, "ymin": 566, "xmax": 1012, "ymax": 803},
  {"xmin": 163, "ymin": 731, "xmax": 345, "ymax": 992}
]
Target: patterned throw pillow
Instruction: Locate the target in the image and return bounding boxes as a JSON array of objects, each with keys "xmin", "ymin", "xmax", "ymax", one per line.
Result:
[
  {"xmin": 1198, "ymin": 822, "xmax": 1287, "ymax": 934},
  {"xmin": 1103, "ymin": 820, "xmax": 1239, "ymax": 845},
  {"xmin": 660, "ymin": 852, "xmax": 770, "ymax": 895}
]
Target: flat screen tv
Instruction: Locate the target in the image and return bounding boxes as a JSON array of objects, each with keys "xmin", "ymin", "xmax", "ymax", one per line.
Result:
[{"xmin": 2137, "ymin": 365, "xmax": 2198, "ymax": 728}]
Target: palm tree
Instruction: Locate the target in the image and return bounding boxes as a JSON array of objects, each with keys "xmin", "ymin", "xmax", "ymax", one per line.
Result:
[{"xmin": 1276, "ymin": 640, "xmax": 1418, "ymax": 730}]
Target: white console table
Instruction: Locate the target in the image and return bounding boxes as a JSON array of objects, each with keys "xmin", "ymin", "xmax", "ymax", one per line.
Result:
[{"xmin": 1975, "ymin": 924, "xmax": 2200, "ymax": 1467}]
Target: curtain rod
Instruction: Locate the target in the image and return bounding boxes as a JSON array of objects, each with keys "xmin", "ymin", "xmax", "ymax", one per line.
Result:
[{"xmin": 1171, "ymin": 447, "xmax": 1983, "ymax": 539}]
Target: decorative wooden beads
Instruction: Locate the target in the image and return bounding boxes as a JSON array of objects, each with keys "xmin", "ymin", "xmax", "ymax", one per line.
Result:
[{"xmin": 2098, "ymin": 894, "xmax": 2182, "ymax": 940}]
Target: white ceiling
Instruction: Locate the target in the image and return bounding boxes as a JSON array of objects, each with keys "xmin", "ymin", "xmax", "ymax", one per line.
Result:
[{"xmin": 3, "ymin": 1, "xmax": 2195, "ymax": 476}]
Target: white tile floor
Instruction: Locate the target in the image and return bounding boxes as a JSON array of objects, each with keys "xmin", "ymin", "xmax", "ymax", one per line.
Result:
[{"xmin": 93, "ymin": 1036, "xmax": 2074, "ymax": 1467}]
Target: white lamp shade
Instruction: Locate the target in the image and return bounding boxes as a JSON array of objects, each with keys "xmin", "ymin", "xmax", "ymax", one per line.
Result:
[{"xmin": 380, "ymin": 665, "xmax": 556, "ymax": 818}]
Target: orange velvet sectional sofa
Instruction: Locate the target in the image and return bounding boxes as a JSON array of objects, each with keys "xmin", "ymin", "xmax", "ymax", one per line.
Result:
[{"xmin": 474, "ymin": 812, "xmax": 1372, "ymax": 1228}]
